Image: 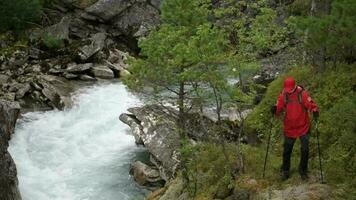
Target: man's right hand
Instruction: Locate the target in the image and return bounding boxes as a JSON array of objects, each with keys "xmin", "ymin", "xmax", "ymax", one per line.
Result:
[{"xmin": 270, "ymin": 105, "xmax": 277, "ymax": 115}]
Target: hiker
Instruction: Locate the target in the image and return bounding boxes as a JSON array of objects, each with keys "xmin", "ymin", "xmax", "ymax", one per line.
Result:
[{"xmin": 271, "ymin": 77, "xmax": 319, "ymax": 180}]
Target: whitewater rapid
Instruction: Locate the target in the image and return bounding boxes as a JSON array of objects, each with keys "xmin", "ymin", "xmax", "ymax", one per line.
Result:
[{"xmin": 9, "ymin": 82, "xmax": 148, "ymax": 200}]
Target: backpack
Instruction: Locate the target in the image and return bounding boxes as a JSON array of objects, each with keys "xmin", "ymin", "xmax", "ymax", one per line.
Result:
[{"xmin": 284, "ymin": 85, "xmax": 306, "ymax": 112}]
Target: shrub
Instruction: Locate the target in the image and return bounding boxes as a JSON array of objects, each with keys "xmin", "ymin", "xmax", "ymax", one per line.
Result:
[{"xmin": 42, "ymin": 34, "xmax": 65, "ymax": 50}]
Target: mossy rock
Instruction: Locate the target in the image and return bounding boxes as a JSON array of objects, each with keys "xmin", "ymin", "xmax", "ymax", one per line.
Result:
[{"xmin": 72, "ymin": 0, "xmax": 99, "ymax": 9}]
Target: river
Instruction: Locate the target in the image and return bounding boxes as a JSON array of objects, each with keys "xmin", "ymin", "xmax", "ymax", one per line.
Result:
[{"xmin": 8, "ymin": 82, "xmax": 148, "ymax": 200}]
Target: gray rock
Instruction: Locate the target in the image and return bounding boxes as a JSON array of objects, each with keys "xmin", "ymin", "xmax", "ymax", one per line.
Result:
[
  {"xmin": 119, "ymin": 68, "xmax": 131, "ymax": 78},
  {"xmin": 1, "ymin": 93, "xmax": 16, "ymax": 101},
  {"xmin": 79, "ymin": 75, "xmax": 97, "ymax": 81},
  {"xmin": 150, "ymin": 0, "xmax": 162, "ymax": 10},
  {"xmin": 78, "ymin": 32, "xmax": 107, "ymax": 61},
  {"xmin": 0, "ymin": 74, "xmax": 10, "ymax": 85},
  {"xmin": 31, "ymin": 64, "xmax": 42, "ymax": 73},
  {"xmin": 39, "ymin": 75, "xmax": 74, "ymax": 109},
  {"xmin": 15, "ymin": 83, "xmax": 31, "ymax": 99},
  {"xmin": 130, "ymin": 161, "xmax": 163, "ymax": 186},
  {"xmin": 258, "ymin": 183, "xmax": 333, "ymax": 200},
  {"xmin": 66, "ymin": 63, "xmax": 93, "ymax": 73},
  {"xmin": 0, "ymin": 100, "xmax": 22, "ymax": 200},
  {"xmin": 113, "ymin": 3, "xmax": 159, "ymax": 37},
  {"xmin": 120, "ymin": 105, "xmax": 182, "ymax": 181},
  {"xmin": 63, "ymin": 72, "xmax": 78, "ymax": 79},
  {"xmin": 85, "ymin": 0, "xmax": 133, "ymax": 21},
  {"xmin": 91, "ymin": 65, "xmax": 114, "ymax": 79},
  {"xmin": 120, "ymin": 105, "xmax": 221, "ymax": 181},
  {"xmin": 45, "ymin": 16, "xmax": 71, "ymax": 41}
]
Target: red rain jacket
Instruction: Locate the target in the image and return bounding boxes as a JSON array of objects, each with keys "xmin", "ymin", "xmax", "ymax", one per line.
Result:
[{"xmin": 275, "ymin": 86, "xmax": 318, "ymax": 138}]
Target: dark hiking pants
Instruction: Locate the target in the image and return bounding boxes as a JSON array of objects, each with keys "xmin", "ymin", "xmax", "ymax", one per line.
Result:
[{"xmin": 281, "ymin": 131, "xmax": 309, "ymax": 175}]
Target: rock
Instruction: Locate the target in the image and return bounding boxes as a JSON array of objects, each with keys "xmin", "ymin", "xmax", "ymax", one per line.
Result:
[
  {"xmin": 78, "ymin": 32, "xmax": 107, "ymax": 61},
  {"xmin": 258, "ymin": 183, "xmax": 334, "ymax": 200},
  {"xmin": 0, "ymin": 74, "xmax": 10, "ymax": 85},
  {"xmin": 85, "ymin": 0, "xmax": 133, "ymax": 21},
  {"xmin": 71, "ymin": 0, "xmax": 99, "ymax": 9},
  {"xmin": 45, "ymin": 15, "xmax": 71, "ymax": 41},
  {"xmin": 113, "ymin": 3, "xmax": 160, "ymax": 37},
  {"xmin": 146, "ymin": 177, "xmax": 188, "ymax": 200},
  {"xmin": 30, "ymin": 64, "xmax": 42, "ymax": 73},
  {"xmin": 130, "ymin": 161, "xmax": 163, "ymax": 186},
  {"xmin": 38, "ymin": 75, "xmax": 74, "ymax": 109},
  {"xmin": 79, "ymin": 75, "xmax": 97, "ymax": 81},
  {"xmin": 91, "ymin": 65, "xmax": 114, "ymax": 79},
  {"xmin": 1, "ymin": 93, "xmax": 16, "ymax": 101},
  {"xmin": 150, "ymin": 0, "xmax": 162, "ymax": 10},
  {"xmin": 66, "ymin": 63, "xmax": 93, "ymax": 73},
  {"xmin": 0, "ymin": 100, "xmax": 22, "ymax": 200},
  {"xmin": 119, "ymin": 68, "xmax": 131, "ymax": 78},
  {"xmin": 63, "ymin": 72, "xmax": 78, "ymax": 79},
  {"xmin": 15, "ymin": 83, "xmax": 31, "ymax": 99},
  {"xmin": 120, "ymin": 105, "xmax": 181, "ymax": 181},
  {"xmin": 120, "ymin": 105, "xmax": 218, "ymax": 182}
]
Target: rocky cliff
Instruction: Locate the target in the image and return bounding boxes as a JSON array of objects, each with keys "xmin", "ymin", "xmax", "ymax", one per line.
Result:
[
  {"xmin": 0, "ymin": 0, "xmax": 162, "ymax": 111},
  {"xmin": 0, "ymin": 100, "xmax": 21, "ymax": 200}
]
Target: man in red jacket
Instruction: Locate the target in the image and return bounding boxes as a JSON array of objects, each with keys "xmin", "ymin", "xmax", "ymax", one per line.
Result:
[{"xmin": 271, "ymin": 77, "xmax": 319, "ymax": 180}]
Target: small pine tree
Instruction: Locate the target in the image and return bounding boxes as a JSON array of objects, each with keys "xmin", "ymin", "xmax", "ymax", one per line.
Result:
[{"xmin": 125, "ymin": 0, "xmax": 231, "ymax": 138}]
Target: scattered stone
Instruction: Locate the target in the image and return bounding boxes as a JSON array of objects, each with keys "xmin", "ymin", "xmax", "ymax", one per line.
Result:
[
  {"xmin": 0, "ymin": 74, "xmax": 10, "ymax": 85},
  {"xmin": 1, "ymin": 93, "xmax": 16, "ymax": 101},
  {"xmin": 79, "ymin": 75, "xmax": 97, "ymax": 81},
  {"xmin": 63, "ymin": 72, "xmax": 78, "ymax": 79},
  {"xmin": 66, "ymin": 63, "xmax": 93, "ymax": 73},
  {"xmin": 45, "ymin": 16, "xmax": 71, "ymax": 41},
  {"xmin": 85, "ymin": 0, "xmax": 133, "ymax": 21},
  {"xmin": 91, "ymin": 65, "xmax": 114, "ymax": 79},
  {"xmin": 39, "ymin": 75, "xmax": 74, "ymax": 109},
  {"xmin": 258, "ymin": 183, "xmax": 333, "ymax": 200},
  {"xmin": 15, "ymin": 83, "xmax": 31, "ymax": 99},
  {"xmin": 130, "ymin": 161, "xmax": 163, "ymax": 186},
  {"xmin": 119, "ymin": 68, "xmax": 131, "ymax": 78},
  {"xmin": 78, "ymin": 32, "xmax": 106, "ymax": 61}
]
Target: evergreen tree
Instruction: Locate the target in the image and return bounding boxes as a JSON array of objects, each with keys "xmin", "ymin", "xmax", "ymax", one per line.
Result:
[
  {"xmin": 125, "ymin": 0, "xmax": 232, "ymax": 139},
  {"xmin": 0, "ymin": 0, "xmax": 42, "ymax": 32},
  {"xmin": 289, "ymin": 0, "xmax": 356, "ymax": 68}
]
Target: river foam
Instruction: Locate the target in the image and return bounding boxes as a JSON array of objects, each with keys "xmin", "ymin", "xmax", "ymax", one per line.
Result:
[{"xmin": 9, "ymin": 82, "xmax": 147, "ymax": 200}]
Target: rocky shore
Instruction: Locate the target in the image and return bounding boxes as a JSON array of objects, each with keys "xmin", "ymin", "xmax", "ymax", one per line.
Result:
[{"xmin": 0, "ymin": 100, "xmax": 22, "ymax": 200}]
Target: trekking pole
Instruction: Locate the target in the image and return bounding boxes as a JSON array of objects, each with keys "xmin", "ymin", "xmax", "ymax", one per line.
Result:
[
  {"xmin": 263, "ymin": 118, "xmax": 274, "ymax": 178},
  {"xmin": 315, "ymin": 121, "xmax": 325, "ymax": 184}
]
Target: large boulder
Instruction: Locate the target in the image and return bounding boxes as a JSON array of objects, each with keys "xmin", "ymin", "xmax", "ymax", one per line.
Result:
[
  {"xmin": 130, "ymin": 161, "xmax": 163, "ymax": 187},
  {"xmin": 45, "ymin": 15, "xmax": 72, "ymax": 41},
  {"xmin": 120, "ymin": 105, "xmax": 218, "ymax": 181},
  {"xmin": 120, "ymin": 105, "xmax": 181, "ymax": 181},
  {"xmin": 78, "ymin": 32, "xmax": 107, "ymax": 61},
  {"xmin": 91, "ymin": 65, "xmax": 114, "ymax": 79},
  {"xmin": 112, "ymin": 2, "xmax": 160, "ymax": 37},
  {"xmin": 66, "ymin": 62, "xmax": 93, "ymax": 73},
  {"xmin": 38, "ymin": 75, "xmax": 74, "ymax": 109},
  {"xmin": 0, "ymin": 100, "xmax": 22, "ymax": 200},
  {"xmin": 85, "ymin": 0, "xmax": 133, "ymax": 21}
]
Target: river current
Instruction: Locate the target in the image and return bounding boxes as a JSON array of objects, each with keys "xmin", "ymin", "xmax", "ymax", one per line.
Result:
[{"xmin": 9, "ymin": 82, "xmax": 147, "ymax": 200}]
